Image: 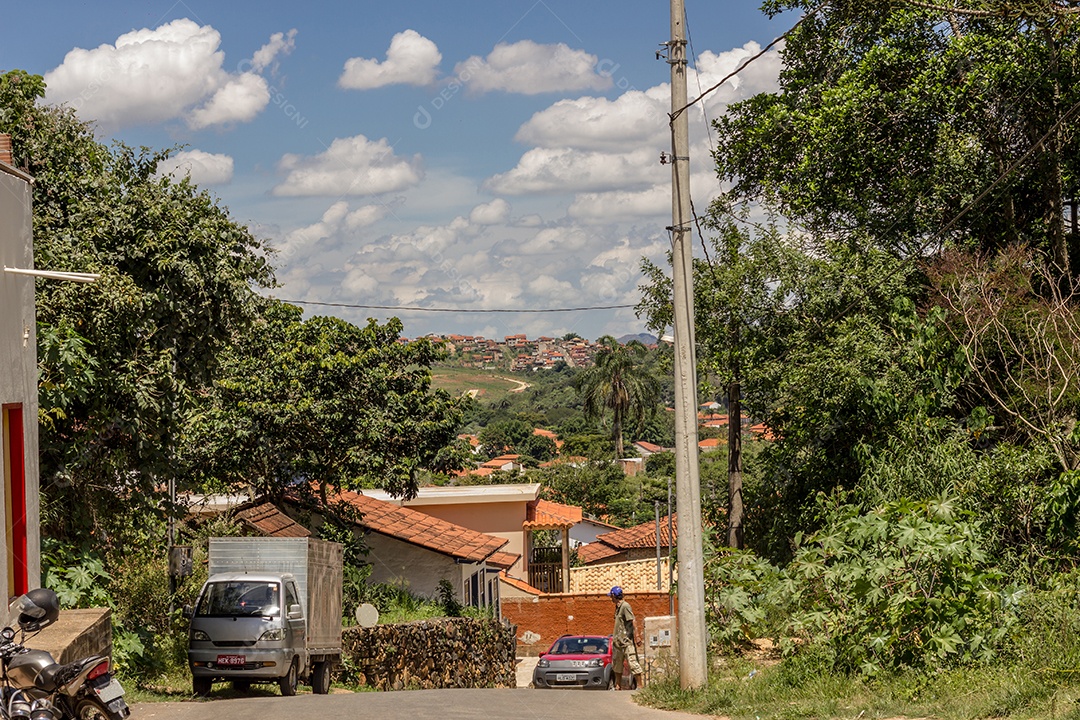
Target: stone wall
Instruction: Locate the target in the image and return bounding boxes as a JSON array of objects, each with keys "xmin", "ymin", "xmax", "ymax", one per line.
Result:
[
  {"xmin": 341, "ymin": 617, "xmax": 516, "ymax": 690},
  {"xmin": 501, "ymin": 592, "xmax": 677, "ymax": 656},
  {"xmin": 569, "ymin": 557, "xmax": 674, "ymax": 594}
]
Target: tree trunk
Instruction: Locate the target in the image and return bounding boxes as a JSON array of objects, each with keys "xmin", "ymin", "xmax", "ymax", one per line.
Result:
[{"xmin": 727, "ymin": 380, "xmax": 743, "ymax": 549}]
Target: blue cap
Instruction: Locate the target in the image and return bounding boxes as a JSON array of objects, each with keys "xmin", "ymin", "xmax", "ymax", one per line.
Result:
[{"xmin": 609, "ymin": 586, "xmax": 623, "ymax": 598}]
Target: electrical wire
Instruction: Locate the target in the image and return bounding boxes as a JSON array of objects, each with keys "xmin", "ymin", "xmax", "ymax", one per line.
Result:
[{"xmin": 270, "ymin": 298, "xmax": 636, "ymax": 313}]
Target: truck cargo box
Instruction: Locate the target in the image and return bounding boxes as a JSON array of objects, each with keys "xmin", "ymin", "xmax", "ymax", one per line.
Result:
[{"xmin": 208, "ymin": 537, "xmax": 343, "ymax": 654}]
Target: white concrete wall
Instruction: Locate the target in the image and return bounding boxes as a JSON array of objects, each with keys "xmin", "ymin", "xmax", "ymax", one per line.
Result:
[
  {"xmin": 364, "ymin": 531, "xmax": 468, "ymax": 601},
  {"xmin": 0, "ymin": 165, "xmax": 40, "ymax": 599}
]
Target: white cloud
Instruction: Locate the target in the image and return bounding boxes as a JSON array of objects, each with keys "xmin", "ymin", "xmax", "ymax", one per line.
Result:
[
  {"xmin": 485, "ymin": 147, "xmax": 660, "ymax": 195},
  {"xmin": 455, "ymin": 40, "xmax": 612, "ymax": 95},
  {"xmin": 515, "ymin": 88, "xmax": 669, "ymax": 151},
  {"xmin": 44, "ymin": 19, "xmax": 297, "ymax": 130},
  {"xmin": 156, "ymin": 149, "xmax": 234, "ymax": 185},
  {"xmin": 469, "ymin": 198, "xmax": 510, "ymax": 225},
  {"xmin": 273, "ymin": 135, "xmax": 424, "ymax": 197},
  {"xmin": 568, "ymin": 185, "xmax": 669, "ymax": 222},
  {"xmin": 251, "ymin": 29, "xmax": 297, "ymax": 72},
  {"xmin": 187, "ymin": 73, "xmax": 269, "ymax": 129},
  {"xmin": 339, "ymin": 29, "xmax": 441, "ymax": 90}
]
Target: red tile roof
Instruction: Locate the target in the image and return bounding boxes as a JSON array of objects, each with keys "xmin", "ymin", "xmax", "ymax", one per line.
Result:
[
  {"xmin": 524, "ymin": 499, "xmax": 583, "ymax": 530},
  {"xmin": 488, "ymin": 551, "xmax": 521, "ymax": 570},
  {"xmin": 595, "ymin": 514, "xmax": 678, "ymax": 550},
  {"xmin": 634, "ymin": 441, "xmax": 664, "ymax": 454},
  {"xmin": 234, "ymin": 502, "xmax": 311, "ymax": 538},
  {"xmin": 577, "ymin": 541, "xmax": 621, "ymax": 564},
  {"xmin": 499, "ymin": 571, "xmax": 543, "ymax": 595},
  {"xmin": 329, "ymin": 488, "xmax": 508, "ymax": 563}
]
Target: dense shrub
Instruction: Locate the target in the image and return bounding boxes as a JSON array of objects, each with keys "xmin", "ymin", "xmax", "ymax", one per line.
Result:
[{"xmin": 781, "ymin": 494, "xmax": 1018, "ymax": 675}]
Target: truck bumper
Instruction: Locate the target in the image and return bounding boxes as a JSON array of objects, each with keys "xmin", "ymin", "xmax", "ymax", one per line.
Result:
[{"xmin": 189, "ymin": 647, "xmax": 296, "ymax": 679}]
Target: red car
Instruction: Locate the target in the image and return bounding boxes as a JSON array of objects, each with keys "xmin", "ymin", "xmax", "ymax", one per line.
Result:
[{"xmin": 532, "ymin": 634, "xmax": 617, "ymax": 689}]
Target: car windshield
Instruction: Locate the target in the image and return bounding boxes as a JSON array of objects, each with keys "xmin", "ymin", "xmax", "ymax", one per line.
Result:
[
  {"xmin": 549, "ymin": 637, "xmax": 609, "ymax": 655},
  {"xmin": 195, "ymin": 581, "xmax": 280, "ymax": 617}
]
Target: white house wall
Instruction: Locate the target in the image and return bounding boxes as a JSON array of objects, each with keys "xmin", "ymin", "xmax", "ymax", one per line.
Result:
[
  {"xmin": 0, "ymin": 165, "xmax": 40, "ymax": 599},
  {"xmin": 364, "ymin": 531, "xmax": 467, "ymax": 601}
]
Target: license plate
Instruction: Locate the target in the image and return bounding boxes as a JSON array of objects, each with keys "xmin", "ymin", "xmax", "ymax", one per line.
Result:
[
  {"xmin": 96, "ymin": 678, "xmax": 125, "ymax": 703},
  {"xmin": 217, "ymin": 654, "xmax": 246, "ymax": 666},
  {"xmin": 556, "ymin": 673, "xmax": 576, "ymax": 682}
]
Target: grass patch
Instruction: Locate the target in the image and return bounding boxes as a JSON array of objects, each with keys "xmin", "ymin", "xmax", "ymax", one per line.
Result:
[
  {"xmin": 635, "ymin": 658, "xmax": 1080, "ymax": 720},
  {"xmin": 429, "ymin": 366, "xmax": 522, "ymax": 402}
]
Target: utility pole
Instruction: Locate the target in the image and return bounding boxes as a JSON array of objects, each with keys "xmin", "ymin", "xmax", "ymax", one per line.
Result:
[{"xmin": 666, "ymin": 0, "xmax": 708, "ymax": 690}]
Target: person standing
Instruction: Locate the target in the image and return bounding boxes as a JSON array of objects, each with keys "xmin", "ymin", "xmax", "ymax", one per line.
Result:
[{"xmin": 609, "ymin": 586, "xmax": 644, "ymax": 689}]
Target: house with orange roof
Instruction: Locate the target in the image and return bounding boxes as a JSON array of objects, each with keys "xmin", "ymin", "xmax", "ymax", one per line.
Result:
[
  {"xmin": 577, "ymin": 514, "xmax": 677, "ymax": 566},
  {"xmin": 361, "ymin": 484, "xmax": 599, "ymax": 594},
  {"xmin": 698, "ymin": 437, "xmax": 722, "ymax": 452},
  {"xmin": 225, "ymin": 495, "xmax": 510, "ymax": 612}
]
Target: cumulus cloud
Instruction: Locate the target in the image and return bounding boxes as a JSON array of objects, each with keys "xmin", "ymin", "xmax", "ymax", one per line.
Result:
[
  {"xmin": 515, "ymin": 88, "xmax": 669, "ymax": 151},
  {"xmin": 43, "ymin": 19, "xmax": 296, "ymax": 130},
  {"xmin": 455, "ymin": 40, "xmax": 612, "ymax": 95},
  {"xmin": 156, "ymin": 149, "xmax": 234, "ymax": 185},
  {"xmin": 339, "ymin": 29, "xmax": 441, "ymax": 89},
  {"xmin": 568, "ymin": 185, "xmax": 669, "ymax": 222},
  {"xmin": 273, "ymin": 134, "xmax": 424, "ymax": 197},
  {"xmin": 187, "ymin": 73, "xmax": 269, "ymax": 129},
  {"xmin": 469, "ymin": 198, "xmax": 510, "ymax": 226},
  {"xmin": 485, "ymin": 147, "xmax": 659, "ymax": 196}
]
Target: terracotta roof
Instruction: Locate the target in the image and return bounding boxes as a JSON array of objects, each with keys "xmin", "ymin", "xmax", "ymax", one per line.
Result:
[
  {"xmin": 524, "ymin": 499, "xmax": 583, "ymax": 530},
  {"xmin": 330, "ymin": 488, "xmax": 508, "ymax": 563},
  {"xmin": 634, "ymin": 441, "xmax": 664, "ymax": 453},
  {"xmin": 499, "ymin": 571, "xmax": 543, "ymax": 595},
  {"xmin": 577, "ymin": 542, "xmax": 621, "ymax": 564},
  {"xmin": 699, "ymin": 438, "xmax": 722, "ymax": 449},
  {"xmin": 488, "ymin": 551, "xmax": 521, "ymax": 569},
  {"xmin": 533, "ymin": 428, "xmax": 558, "ymax": 440},
  {"xmin": 595, "ymin": 514, "xmax": 677, "ymax": 550},
  {"xmin": 234, "ymin": 502, "xmax": 311, "ymax": 538}
]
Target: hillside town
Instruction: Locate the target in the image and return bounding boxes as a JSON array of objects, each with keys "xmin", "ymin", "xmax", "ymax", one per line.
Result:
[{"xmin": 405, "ymin": 333, "xmax": 657, "ymax": 371}]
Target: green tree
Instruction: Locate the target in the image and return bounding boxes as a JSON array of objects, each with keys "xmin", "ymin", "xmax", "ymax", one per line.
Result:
[
  {"xmin": 715, "ymin": 1, "xmax": 1080, "ymax": 272},
  {"xmin": 477, "ymin": 419, "xmax": 532, "ymax": 458},
  {"xmin": 574, "ymin": 336, "xmax": 661, "ymax": 458},
  {"xmin": 1, "ymin": 69, "xmax": 273, "ymax": 543},
  {"xmin": 183, "ymin": 301, "xmax": 464, "ymax": 500}
]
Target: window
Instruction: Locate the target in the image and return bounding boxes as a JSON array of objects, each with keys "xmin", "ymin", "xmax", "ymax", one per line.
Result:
[{"xmin": 196, "ymin": 581, "xmax": 280, "ymax": 617}]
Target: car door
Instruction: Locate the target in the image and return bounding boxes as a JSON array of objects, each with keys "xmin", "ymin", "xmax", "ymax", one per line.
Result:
[{"xmin": 284, "ymin": 580, "xmax": 308, "ymax": 670}]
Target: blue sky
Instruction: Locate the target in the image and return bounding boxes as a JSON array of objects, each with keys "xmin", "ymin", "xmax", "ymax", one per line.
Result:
[{"xmin": 3, "ymin": 1, "xmax": 793, "ymax": 341}]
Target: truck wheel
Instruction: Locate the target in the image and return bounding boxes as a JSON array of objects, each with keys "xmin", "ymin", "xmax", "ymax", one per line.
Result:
[
  {"xmin": 193, "ymin": 677, "xmax": 212, "ymax": 697},
  {"xmin": 312, "ymin": 661, "xmax": 332, "ymax": 694},
  {"xmin": 279, "ymin": 659, "xmax": 299, "ymax": 696}
]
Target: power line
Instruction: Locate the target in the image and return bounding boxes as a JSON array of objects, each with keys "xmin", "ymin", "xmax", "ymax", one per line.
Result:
[{"xmin": 270, "ymin": 298, "xmax": 636, "ymax": 313}]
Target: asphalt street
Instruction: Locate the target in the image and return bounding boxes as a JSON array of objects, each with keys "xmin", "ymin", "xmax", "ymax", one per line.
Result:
[{"xmin": 130, "ymin": 689, "xmax": 709, "ymax": 720}]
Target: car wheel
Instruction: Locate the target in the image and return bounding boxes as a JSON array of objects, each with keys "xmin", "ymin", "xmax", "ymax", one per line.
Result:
[
  {"xmin": 279, "ymin": 659, "xmax": 299, "ymax": 696},
  {"xmin": 312, "ymin": 661, "xmax": 332, "ymax": 695}
]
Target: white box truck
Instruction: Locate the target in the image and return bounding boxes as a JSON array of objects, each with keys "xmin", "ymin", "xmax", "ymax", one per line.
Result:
[{"xmin": 187, "ymin": 537, "xmax": 343, "ymax": 696}]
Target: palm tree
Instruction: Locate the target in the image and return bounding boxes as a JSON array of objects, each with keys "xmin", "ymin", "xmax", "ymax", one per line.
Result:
[{"xmin": 574, "ymin": 336, "xmax": 661, "ymax": 457}]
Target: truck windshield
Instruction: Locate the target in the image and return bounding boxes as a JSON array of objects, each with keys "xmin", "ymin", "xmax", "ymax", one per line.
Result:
[{"xmin": 196, "ymin": 581, "xmax": 280, "ymax": 617}]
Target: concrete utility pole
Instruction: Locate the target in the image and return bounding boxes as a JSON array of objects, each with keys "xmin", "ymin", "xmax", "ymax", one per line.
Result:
[{"xmin": 667, "ymin": 0, "xmax": 709, "ymax": 690}]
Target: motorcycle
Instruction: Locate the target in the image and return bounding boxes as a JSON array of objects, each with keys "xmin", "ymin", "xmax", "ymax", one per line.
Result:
[{"xmin": 0, "ymin": 589, "xmax": 130, "ymax": 720}]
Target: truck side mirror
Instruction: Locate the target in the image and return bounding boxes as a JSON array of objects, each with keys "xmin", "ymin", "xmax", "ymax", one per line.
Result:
[
  {"xmin": 181, "ymin": 604, "xmax": 194, "ymax": 619},
  {"xmin": 287, "ymin": 604, "xmax": 302, "ymax": 619}
]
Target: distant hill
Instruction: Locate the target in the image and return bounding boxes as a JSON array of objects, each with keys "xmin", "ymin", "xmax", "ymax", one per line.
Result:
[{"xmin": 617, "ymin": 333, "xmax": 658, "ymax": 345}]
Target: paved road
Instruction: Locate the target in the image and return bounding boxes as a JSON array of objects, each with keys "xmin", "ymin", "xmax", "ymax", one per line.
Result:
[{"xmin": 131, "ymin": 689, "xmax": 708, "ymax": 720}]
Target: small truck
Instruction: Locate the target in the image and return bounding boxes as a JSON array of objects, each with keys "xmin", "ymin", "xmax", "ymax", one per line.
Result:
[{"xmin": 187, "ymin": 537, "xmax": 343, "ymax": 696}]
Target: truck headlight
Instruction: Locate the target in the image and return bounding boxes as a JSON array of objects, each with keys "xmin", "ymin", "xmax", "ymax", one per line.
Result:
[
  {"xmin": 537, "ymin": 658, "xmax": 549, "ymax": 668},
  {"xmin": 191, "ymin": 630, "xmax": 210, "ymax": 641},
  {"xmin": 588, "ymin": 658, "xmax": 601, "ymax": 667},
  {"xmin": 258, "ymin": 628, "xmax": 285, "ymax": 641}
]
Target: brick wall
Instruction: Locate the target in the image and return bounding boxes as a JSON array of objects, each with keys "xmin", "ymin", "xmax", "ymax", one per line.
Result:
[{"xmin": 501, "ymin": 591, "xmax": 677, "ymax": 656}]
